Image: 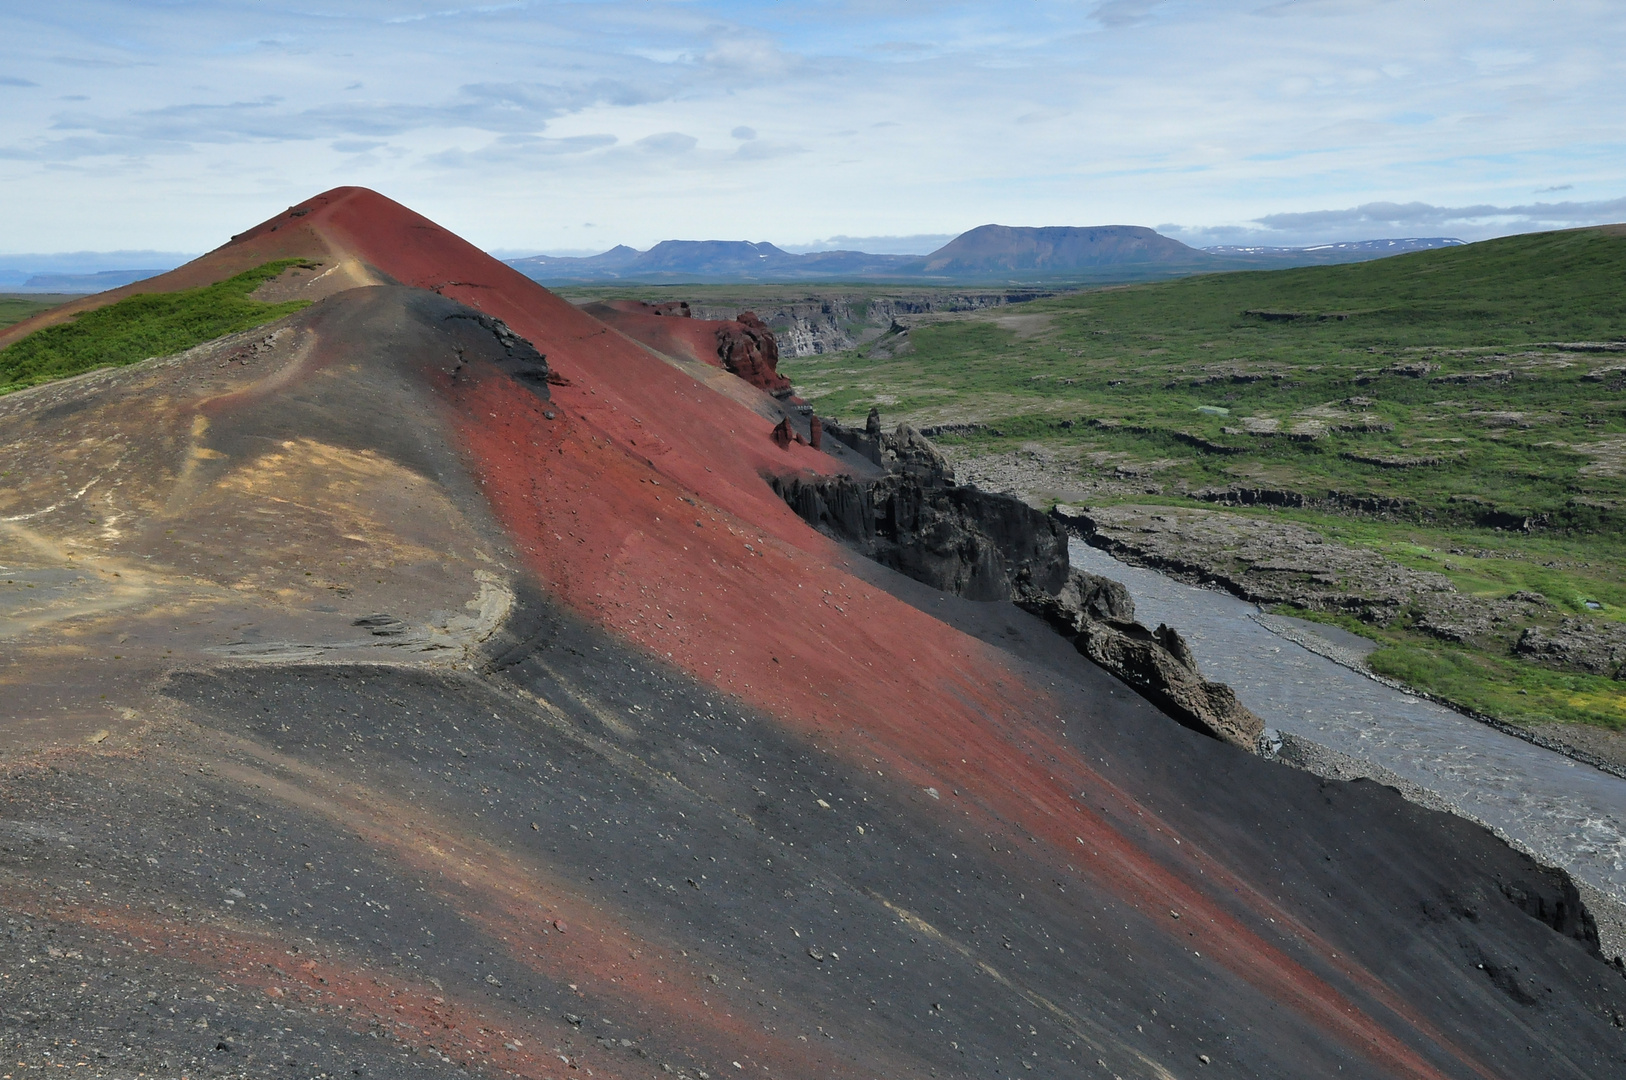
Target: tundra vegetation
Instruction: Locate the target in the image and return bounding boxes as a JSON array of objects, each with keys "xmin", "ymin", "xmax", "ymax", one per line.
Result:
[
  {"xmin": 784, "ymin": 226, "xmax": 1626, "ymax": 731},
  {"xmin": 0, "ymin": 260, "xmax": 312, "ymax": 395},
  {"xmin": 0, "ymin": 294, "xmax": 72, "ymax": 331}
]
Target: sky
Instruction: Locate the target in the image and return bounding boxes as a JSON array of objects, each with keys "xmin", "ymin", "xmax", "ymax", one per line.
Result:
[{"xmin": 3, "ymin": 0, "xmax": 1625, "ymax": 258}]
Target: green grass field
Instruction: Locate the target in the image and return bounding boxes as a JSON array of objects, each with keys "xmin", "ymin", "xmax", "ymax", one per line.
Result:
[
  {"xmin": 783, "ymin": 226, "xmax": 1626, "ymax": 730},
  {"xmin": 0, "ymin": 262, "xmax": 313, "ymax": 395},
  {"xmin": 0, "ymin": 294, "xmax": 77, "ymax": 331}
]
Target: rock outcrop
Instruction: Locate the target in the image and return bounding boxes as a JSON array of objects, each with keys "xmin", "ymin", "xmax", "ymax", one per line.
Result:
[
  {"xmin": 716, "ymin": 310, "xmax": 792, "ymax": 397},
  {"xmin": 579, "ymin": 300, "xmax": 796, "ymax": 398},
  {"xmin": 774, "ymin": 414, "xmax": 1065, "ymax": 601},
  {"xmin": 821, "ymin": 407, "xmax": 955, "ymax": 482},
  {"xmin": 1017, "ymin": 566, "xmax": 1136, "ymax": 627},
  {"xmin": 1516, "ymin": 619, "xmax": 1626, "ymax": 678},
  {"xmin": 780, "ymin": 419, "xmax": 1259, "ymax": 747},
  {"xmin": 770, "ymin": 416, "xmax": 806, "ymax": 449},
  {"xmin": 773, "ymin": 467, "xmax": 1066, "ymax": 601},
  {"xmin": 441, "ymin": 310, "xmax": 550, "ymax": 396},
  {"xmin": 778, "ymin": 419, "xmax": 1260, "ymax": 746},
  {"xmin": 1017, "ymin": 569, "xmax": 1265, "ymax": 750}
]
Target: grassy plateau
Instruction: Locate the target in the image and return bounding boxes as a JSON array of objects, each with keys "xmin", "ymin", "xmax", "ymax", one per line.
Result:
[
  {"xmin": 0, "ymin": 294, "xmax": 76, "ymax": 331},
  {"xmin": 782, "ymin": 225, "xmax": 1626, "ymax": 732},
  {"xmin": 0, "ymin": 261, "xmax": 312, "ymax": 396}
]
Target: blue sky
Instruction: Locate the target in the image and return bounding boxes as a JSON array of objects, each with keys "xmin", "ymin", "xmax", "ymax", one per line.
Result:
[{"xmin": 3, "ymin": 1, "xmax": 1624, "ymax": 255}]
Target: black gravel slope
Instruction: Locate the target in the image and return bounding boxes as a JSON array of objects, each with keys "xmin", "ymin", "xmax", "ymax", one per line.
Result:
[{"xmin": 3, "ymin": 583, "xmax": 1625, "ymax": 1078}]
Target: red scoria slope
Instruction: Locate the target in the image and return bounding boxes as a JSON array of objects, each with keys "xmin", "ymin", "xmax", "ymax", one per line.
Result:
[
  {"xmin": 582, "ymin": 298, "xmax": 795, "ymax": 396},
  {"xmin": 2, "ymin": 187, "xmax": 1622, "ymax": 1080}
]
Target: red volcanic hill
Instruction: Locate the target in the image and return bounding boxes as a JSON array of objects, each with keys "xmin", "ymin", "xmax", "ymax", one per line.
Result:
[{"xmin": 0, "ymin": 187, "xmax": 1622, "ymax": 1078}]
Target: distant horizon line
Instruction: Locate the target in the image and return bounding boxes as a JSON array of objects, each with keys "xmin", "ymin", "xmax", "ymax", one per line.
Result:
[
  {"xmin": 493, "ymin": 231, "xmax": 1471, "ymax": 263},
  {"xmin": 0, "ymin": 226, "xmax": 1562, "ymax": 284}
]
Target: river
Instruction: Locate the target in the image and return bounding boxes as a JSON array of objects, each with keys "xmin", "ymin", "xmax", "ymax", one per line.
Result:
[{"xmin": 1069, "ymin": 538, "xmax": 1626, "ymax": 954}]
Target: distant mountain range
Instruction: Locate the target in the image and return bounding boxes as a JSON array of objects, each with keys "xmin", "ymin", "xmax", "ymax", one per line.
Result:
[
  {"xmin": 7, "ymin": 268, "xmax": 181, "ymax": 292},
  {"xmin": 505, "ymin": 226, "xmax": 1466, "ymax": 286},
  {"xmin": 0, "ymin": 251, "xmax": 197, "ymax": 293},
  {"xmin": 0, "ymin": 232, "xmax": 1469, "ymax": 296},
  {"xmin": 506, "ymin": 240, "xmax": 918, "ymax": 285}
]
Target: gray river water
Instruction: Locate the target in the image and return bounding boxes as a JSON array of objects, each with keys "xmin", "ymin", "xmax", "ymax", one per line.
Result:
[{"xmin": 1069, "ymin": 539, "xmax": 1626, "ymax": 945}]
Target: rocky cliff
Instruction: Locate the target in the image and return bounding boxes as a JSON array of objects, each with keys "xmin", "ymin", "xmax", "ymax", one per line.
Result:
[
  {"xmin": 690, "ymin": 291, "xmax": 1052, "ymax": 356},
  {"xmin": 772, "ymin": 414, "xmax": 1264, "ymax": 748},
  {"xmin": 1017, "ymin": 566, "xmax": 1266, "ymax": 750},
  {"xmin": 771, "ymin": 412, "xmax": 1067, "ymax": 601}
]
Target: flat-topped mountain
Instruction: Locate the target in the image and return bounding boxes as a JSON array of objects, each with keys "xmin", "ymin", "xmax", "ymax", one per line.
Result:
[{"xmin": 919, "ymin": 223, "xmax": 1215, "ymax": 275}]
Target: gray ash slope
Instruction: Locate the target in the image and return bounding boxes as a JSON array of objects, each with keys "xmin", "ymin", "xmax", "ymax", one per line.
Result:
[{"xmin": 6, "ymin": 577, "xmax": 1626, "ymax": 1078}]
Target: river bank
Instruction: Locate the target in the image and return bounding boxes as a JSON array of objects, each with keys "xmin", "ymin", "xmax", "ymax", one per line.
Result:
[{"xmin": 1067, "ymin": 536, "xmax": 1626, "ymax": 963}]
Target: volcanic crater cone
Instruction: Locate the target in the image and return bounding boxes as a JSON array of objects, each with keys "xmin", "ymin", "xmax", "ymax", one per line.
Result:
[{"xmin": 1, "ymin": 188, "xmax": 1623, "ymax": 1079}]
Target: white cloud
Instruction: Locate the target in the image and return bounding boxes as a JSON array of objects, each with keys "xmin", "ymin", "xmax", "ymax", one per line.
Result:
[
  {"xmin": 782, "ymin": 233, "xmax": 956, "ymax": 254},
  {"xmin": 0, "ymin": 1, "xmax": 1622, "ymax": 251},
  {"xmin": 1163, "ymin": 195, "xmax": 1626, "ymax": 246},
  {"xmin": 634, "ymin": 131, "xmax": 698, "ymax": 155}
]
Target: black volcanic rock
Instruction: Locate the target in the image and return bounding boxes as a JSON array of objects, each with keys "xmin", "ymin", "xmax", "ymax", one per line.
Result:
[
  {"xmin": 1018, "ymin": 566, "xmax": 1137, "ymax": 630},
  {"xmin": 774, "ymin": 468, "xmax": 1068, "ymax": 601},
  {"xmin": 1016, "ymin": 566, "xmax": 1265, "ymax": 750},
  {"xmin": 1516, "ymin": 618, "xmax": 1626, "ymax": 678},
  {"xmin": 778, "ymin": 420, "xmax": 1260, "ymax": 749},
  {"xmin": 773, "ymin": 418, "xmax": 1066, "ymax": 602}
]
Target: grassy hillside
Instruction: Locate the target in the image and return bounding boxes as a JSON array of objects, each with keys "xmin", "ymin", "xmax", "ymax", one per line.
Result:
[
  {"xmin": 0, "ymin": 261, "xmax": 312, "ymax": 395},
  {"xmin": 784, "ymin": 226, "xmax": 1626, "ymax": 730}
]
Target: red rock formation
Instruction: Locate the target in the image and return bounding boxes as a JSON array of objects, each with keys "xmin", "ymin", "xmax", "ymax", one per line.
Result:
[
  {"xmin": 715, "ymin": 311, "xmax": 792, "ymax": 396},
  {"xmin": 809, "ymin": 413, "xmax": 823, "ymax": 449},
  {"xmin": 580, "ymin": 301, "xmax": 792, "ymax": 398},
  {"xmin": 770, "ymin": 416, "xmax": 804, "ymax": 449}
]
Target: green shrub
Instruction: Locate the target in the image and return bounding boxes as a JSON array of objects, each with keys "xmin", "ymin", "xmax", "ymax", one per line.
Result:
[{"xmin": 0, "ymin": 261, "xmax": 312, "ymax": 394}]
